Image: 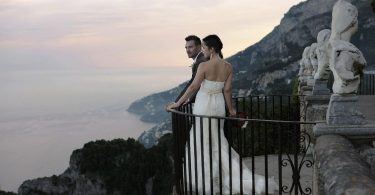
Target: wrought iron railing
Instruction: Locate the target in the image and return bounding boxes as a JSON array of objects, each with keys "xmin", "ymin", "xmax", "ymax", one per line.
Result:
[
  {"xmin": 359, "ymin": 72, "xmax": 375, "ymax": 95},
  {"xmin": 328, "ymin": 72, "xmax": 375, "ymax": 95},
  {"xmin": 170, "ymin": 95, "xmax": 316, "ymax": 195}
]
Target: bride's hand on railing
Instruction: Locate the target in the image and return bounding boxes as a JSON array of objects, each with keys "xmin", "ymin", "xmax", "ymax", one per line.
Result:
[
  {"xmin": 229, "ymin": 109, "xmax": 236, "ymax": 117},
  {"xmin": 183, "ymin": 98, "xmax": 190, "ymax": 105},
  {"xmin": 165, "ymin": 102, "xmax": 180, "ymax": 111}
]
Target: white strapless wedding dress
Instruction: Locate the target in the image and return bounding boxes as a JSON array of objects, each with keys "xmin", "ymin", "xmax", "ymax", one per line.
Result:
[{"xmin": 184, "ymin": 79, "xmax": 278, "ymax": 195}]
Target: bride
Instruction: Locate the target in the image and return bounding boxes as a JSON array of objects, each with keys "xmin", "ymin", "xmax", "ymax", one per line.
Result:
[{"xmin": 167, "ymin": 35, "xmax": 278, "ymax": 195}]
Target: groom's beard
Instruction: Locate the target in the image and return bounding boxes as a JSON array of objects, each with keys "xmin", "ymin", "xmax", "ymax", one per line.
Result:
[{"xmin": 189, "ymin": 52, "xmax": 198, "ymax": 59}]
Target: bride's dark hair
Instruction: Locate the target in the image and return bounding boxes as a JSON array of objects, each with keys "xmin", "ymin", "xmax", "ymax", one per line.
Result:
[{"xmin": 203, "ymin": 34, "xmax": 223, "ymax": 58}]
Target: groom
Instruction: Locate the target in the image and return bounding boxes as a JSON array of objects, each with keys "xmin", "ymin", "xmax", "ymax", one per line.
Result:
[{"xmin": 175, "ymin": 35, "xmax": 206, "ymax": 103}]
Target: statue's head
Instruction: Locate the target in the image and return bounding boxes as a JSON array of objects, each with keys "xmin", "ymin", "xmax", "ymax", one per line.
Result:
[
  {"xmin": 309, "ymin": 43, "xmax": 318, "ymax": 68},
  {"xmin": 317, "ymin": 29, "xmax": 331, "ymax": 44},
  {"xmin": 331, "ymin": 0, "xmax": 358, "ymax": 41},
  {"xmin": 302, "ymin": 46, "xmax": 311, "ymax": 60},
  {"xmin": 315, "ymin": 30, "xmax": 331, "ymax": 80},
  {"xmin": 302, "ymin": 46, "xmax": 313, "ymax": 76}
]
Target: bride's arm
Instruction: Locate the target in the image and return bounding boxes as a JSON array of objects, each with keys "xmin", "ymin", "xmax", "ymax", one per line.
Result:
[
  {"xmin": 167, "ymin": 63, "xmax": 205, "ymax": 110},
  {"xmin": 224, "ymin": 66, "xmax": 236, "ymax": 116}
]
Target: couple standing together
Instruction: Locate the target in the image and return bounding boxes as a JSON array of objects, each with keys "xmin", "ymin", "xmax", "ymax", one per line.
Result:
[{"xmin": 167, "ymin": 35, "xmax": 278, "ymax": 194}]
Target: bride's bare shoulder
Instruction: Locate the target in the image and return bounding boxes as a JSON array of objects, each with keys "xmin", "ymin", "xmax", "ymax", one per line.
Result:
[
  {"xmin": 198, "ymin": 61, "xmax": 208, "ymax": 67},
  {"xmin": 223, "ymin": 60, "xmax": 232, "ymax": 70},
  {"xmin": 223, "ymin": 60, "xmax": 232, "ymax": 66},
  {"xmin": 197, "ymin": 61, "xmax": 209, "ymax": 72}
]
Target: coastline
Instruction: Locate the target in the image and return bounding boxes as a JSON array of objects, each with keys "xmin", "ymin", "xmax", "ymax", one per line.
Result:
[{"xmin": 0, "ymin": 110, "xmax": 155, "ymax": 192}]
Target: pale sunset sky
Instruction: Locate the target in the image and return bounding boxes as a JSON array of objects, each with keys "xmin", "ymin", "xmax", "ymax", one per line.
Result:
[{"xmin": 1, "ymin": 0, "xmax": 305, "ymax": 72}]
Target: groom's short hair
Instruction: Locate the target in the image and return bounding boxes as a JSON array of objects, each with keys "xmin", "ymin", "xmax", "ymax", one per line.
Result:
[{"xmin": 185, "ymin": 35, "xmax": 201, "ymax": 46}]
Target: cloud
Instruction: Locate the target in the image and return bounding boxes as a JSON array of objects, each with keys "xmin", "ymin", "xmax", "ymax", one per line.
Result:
[{"xmin": 0, "ymin": 0, "xmax": 304, "ymax": 70}]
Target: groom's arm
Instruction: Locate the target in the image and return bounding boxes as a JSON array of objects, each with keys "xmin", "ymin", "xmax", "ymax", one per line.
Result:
[
  {"xmin": 175, "ymin": 70, "xmax": 195, "ymax": 102},
  {"xmin": 188, "ymin": 56, "xmax": 206, "ymax": 102},
  {"xmin": 175, "ymin": 60, "xmax": 203, "ymax": 102},
  {"xmin": 188, "ymin": 63, "xmax": 200, "ymax": 102},
  {"xmin": 175, "ymin": 63, "xmax": 206, "ymax": 106}
]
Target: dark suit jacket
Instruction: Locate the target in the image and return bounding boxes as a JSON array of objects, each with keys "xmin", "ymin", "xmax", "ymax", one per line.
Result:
[{"xmin": 175, "ymin": 52, "xmax": 206, "ymax": 102}]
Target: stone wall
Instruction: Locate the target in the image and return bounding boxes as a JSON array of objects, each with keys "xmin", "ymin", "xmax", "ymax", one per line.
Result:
[{"xmin": 314, "ymin": 135, "xmax": 375, "ymax": 195}]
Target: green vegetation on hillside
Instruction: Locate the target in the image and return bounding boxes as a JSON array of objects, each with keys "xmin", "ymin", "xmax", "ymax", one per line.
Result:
[
  {"xmin": 0, "ymin": 190, "xmax": 16, "ymax": 195},
  {"xmin": 76, "ymin": 134, "xmax": 174, "ymax": 195}
]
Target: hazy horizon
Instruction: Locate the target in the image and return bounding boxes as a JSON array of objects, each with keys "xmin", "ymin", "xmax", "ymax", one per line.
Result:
[{"xmin": 0, "ymin": 66, "xmax": 190, "ymax": 121}]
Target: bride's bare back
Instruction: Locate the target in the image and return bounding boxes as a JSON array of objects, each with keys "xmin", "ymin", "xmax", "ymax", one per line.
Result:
[{"xmin": 203, "ymin": 58, "xmax": 232, "ymax": 82}]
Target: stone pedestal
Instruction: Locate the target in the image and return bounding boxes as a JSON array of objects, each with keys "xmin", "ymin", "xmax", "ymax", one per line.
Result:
[
  {"xmin": 307, "ymin": 78, "xmax": 315, "ymax": 87},
  {"xmin": 300, "ymin": 85, "xmax": 313, "ymax": 96},
  {"xmin": 305, "ymin": 95, "xmax": 331, "ymax": 130},
  {"xmin": 314, "ymin": 123, "xmax": 375, "ymax": 140},
  {"xmin": 298, "ymin": 79, "xmax": 307, "ymax": 94},
  {"xmin": 299, "ymin": 79, "xmax": 307, "ymax": 87},
  {"xmin": 326, "ymin": 94, "xmax": 367, "ymax": 125},
  {"xmin": 312, "ymin": 80, "xmax": 330, "ymax": 95},
  {"xmin": 304, "ymin": 95, "xmax": 331, "ymax": 155}
]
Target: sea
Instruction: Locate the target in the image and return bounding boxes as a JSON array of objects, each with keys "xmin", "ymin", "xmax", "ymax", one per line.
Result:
[{"xmin": 0, "ymin": 67, "xmax": 189, "ymax": 192}]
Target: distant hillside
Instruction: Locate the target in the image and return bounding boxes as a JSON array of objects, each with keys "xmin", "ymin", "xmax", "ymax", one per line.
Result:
[
  {"xmin": 127, "ymin": 82, "xmax": 186, "ymax": 123},
  {"xmin": 129, "ymin": 0, "xmax": 375, "ymax": 147}
]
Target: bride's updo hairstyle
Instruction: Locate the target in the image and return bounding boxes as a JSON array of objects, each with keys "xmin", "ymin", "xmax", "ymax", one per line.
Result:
[{"xmin": 203, "ymin": 34, "xmax": 223, "ymax": 58}]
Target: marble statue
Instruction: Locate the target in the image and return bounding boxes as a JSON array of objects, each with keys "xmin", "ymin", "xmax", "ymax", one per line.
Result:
[
  {"xmin": 329, "ymin": 41, "xmax": 366, "ymax": 94},
  {"xmin": 298, "ymin": 47, "xmax": 311, "ymax": 82},
  {"xmin": 324, "ymin": 0, "xmax": 368, "ymax": 125},
  {"xmin": 309, "ymin": 43, "xmax": 318, "ymax": 76},
  {"xmin": 314, "ymin": 29, "xmax": 331, "ymax": 80},
  {"xmin": 298, "ymin": 60, "xmax": 305, "ymax": 82},
  {"xmin": 301, "ymin": 46, "xmax": 314, "ymax": 79},
  {"xmin": 329, "ymin": 0, "xmax": 366, "ymax": 94}
]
